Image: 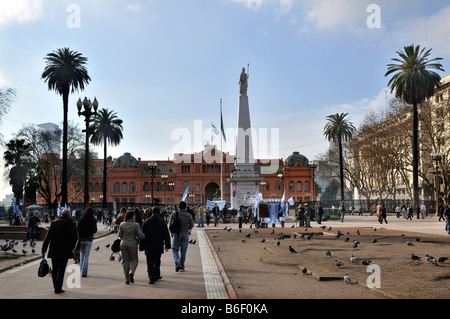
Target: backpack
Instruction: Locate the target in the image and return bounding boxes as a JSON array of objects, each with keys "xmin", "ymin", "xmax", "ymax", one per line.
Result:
[{"xmin": 169, "ymin": 211, "xmax": 181, "ymax": 235}]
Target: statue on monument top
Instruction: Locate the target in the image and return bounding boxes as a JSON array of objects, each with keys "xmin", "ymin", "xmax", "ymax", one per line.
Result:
[{"xmin": 239, "ymin": 67, "xmax": 249, "ymax": 96}]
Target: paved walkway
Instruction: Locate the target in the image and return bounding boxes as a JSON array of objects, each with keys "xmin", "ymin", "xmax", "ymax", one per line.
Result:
[{"xmin": 0, "ymin": 215, "xmax": 448, "ymax": 299}]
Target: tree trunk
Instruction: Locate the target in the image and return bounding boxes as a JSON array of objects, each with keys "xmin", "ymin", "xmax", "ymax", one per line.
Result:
[
  {"xmin": 61, "ymin": 92, "xmax": 69, "ymax": 207},
  {"xmin": 412, "ymin": 102, "xmax": 419, "ymax": 210},
  {"xmin": 103, "ymin": 135, "xmax": 107, "ymax": 209},
  {"xmin": 338, "ymin": 135, "xmax": 345, "ymax": 202}
]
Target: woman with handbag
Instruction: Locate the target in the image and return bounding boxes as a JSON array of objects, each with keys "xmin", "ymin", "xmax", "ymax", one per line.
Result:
[
  {"xmin": 118, "ymin": 209, "xmax": 145, "ymax": 284},
  {"xmin": 77, "ymin": 208, "xmax": 98, "ymax": 277}
]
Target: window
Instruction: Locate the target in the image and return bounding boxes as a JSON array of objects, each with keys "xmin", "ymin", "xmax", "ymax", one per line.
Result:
[
  {"xmin": 156, "ymin": 182, "xmax": 162, "ymax": 192},
  {"xmin": 130, "ymin": 182, "xmax": 135, "ymax": 193},
  {"xmin": 289, "ymin": 181, "xmax": 294, "ymax": 192},
  {"xmin": 304, "ymin": 181, "xmax": 310, "ymax": 192},
  {"xmin": 114, "ymin": 182, "xmax": 120, "ymax": 193},
  {"xmin": 89, "ymin": 183, "xmax": 94, "ymax": 193},
  {"xmin": 122, "ymin": 182, "xmax": 127, "ymax": 193},
  {"xmin": 195, "ymin": 184, "xmax": 200, "ymax": 192},
  {"xmin": 297, "ymin": 181, "xmax": 302, "ymax": 192},
  {"xmin": 275, "ymin": 183, "xmax": 281, "ymax": 191},
  {"xmin": 143, "ymin": 182, "xmax": 150, "ymax": 192}
]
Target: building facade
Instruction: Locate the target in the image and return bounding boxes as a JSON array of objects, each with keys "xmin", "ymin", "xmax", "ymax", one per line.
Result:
[{"xmin": 36, "ymin": 145, "xmax": 315, "ymax": 208}]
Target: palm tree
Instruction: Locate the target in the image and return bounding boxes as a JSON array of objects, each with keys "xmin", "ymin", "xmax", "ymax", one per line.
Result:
[
  {"xmin": 385, "ymin": 44, "xmax": 444, "ymax": 208},
  {"xmin": 41, "ymin": 48, "xmax": 91, "ymax": 207},
  {"xmin": 90, "ymin": 108, "xmax": 123, "ymax": 208},
  {"xmin": 3, "ymin": 139, "xmax": 31, "ymax": 203},
  {"xmin": 323, "ymin": 113, "xmax": 356, "ymax": 202}
]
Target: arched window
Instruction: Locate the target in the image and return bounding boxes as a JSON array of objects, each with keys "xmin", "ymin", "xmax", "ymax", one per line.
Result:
[
  {"xmin": 122, "ymin": 182, "xmax": 127, "ymax": 193},
  {"xmin": 143, "ymin": 182, "xmax": 150, "ymax": 192},
  {"xmin": 289, "ymin": 181, "xmax": 294, "ymax": 192},
  {"xmin": 297, "ymin": 181, "xmax": 302, "ymax": 192},
  {"xmin": 304, "ymin": 181, "xmax": 310, "ymax": 192},
  {"xmin": 130, "ymin": 182, "xmax": 135, "ymax": 193},
  {"xmin": 156, "ymin": 182, "xmax": 162, "ymax": 192},
  {"xmin": 114, "ymin": 182, "xmax": 120, "ymax": 193}
]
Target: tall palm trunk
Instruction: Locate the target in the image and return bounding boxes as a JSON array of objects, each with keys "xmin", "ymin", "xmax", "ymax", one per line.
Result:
[
  {"xmin": 102, "ymin": 135, "xmax": 107, "ymax": 209},
  {"xmin": 338, "ymin": 134, "xmax": 345, "ymax": 201},
  {"xmin": 412, "ymin": 102, "xmax": 419, "ymax": 209},
  {"xmin": 61, "ymin": 91, "xmax": 69, "ymax": 207}
]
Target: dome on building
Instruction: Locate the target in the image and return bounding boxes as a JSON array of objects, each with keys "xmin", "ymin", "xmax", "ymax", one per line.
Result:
[
  {"xmin": 286, "ymin": 151, "xmax": 309, "ymax": 167},
  {"xmin": 113, "ymin": 152, "xmax": 139, "ymax": 168}
]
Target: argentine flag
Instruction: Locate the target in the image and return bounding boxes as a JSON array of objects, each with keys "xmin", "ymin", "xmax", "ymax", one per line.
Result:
[
  {"xmin": 182, "ymin": 184, "xmax": 190, "ymax": 201},
  {"xmin": 211, "ymin": 123, "xmax": 220, "ymax": 135}
]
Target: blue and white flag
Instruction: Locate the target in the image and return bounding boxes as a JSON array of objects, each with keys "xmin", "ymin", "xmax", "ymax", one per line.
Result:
[
  {"xmin": 182, "ymin": 184, "xmax": 190, "ymax": 201},
  {"xmin": 288, "ymin": 197, "xmax": 295, "ymax": 206},
  {"xmin": 281, "ymin": 190, "xmax": 285, "ymax": 203},
  {"xmin": 220, "ymin": 103, "xmax": 226, "ymax": 143},
  {"xmin": 12, "ymin": 199, "xmax": 18, "ymax": 216},
  {"xmin": 211, "ymin": 123, "xmax": 220, "ymax": 135}
]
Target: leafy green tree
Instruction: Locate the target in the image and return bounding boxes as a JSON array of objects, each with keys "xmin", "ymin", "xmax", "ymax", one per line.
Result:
[{"xmin": 3, "ymin": 139, "xmax": 31, "ymax": 203}]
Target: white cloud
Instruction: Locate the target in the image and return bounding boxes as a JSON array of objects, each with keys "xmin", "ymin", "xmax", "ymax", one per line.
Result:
[
  {"xmin": 230, "ymin": 0, "xmax": 293, "ymax": 12},
  {"xmin": 125, "ymin": 3, "xmax": 142, "ymax": 13},
  {"xmin": 393, "ymin": 6, "xmax": 450, "ymax": 58},
  {"xmin": 0, "ymin": 0, "xmax": 44, "ymax": 26}
]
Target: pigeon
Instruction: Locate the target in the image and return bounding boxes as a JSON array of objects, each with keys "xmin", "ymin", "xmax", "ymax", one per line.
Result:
[
  {"xmin": 241, "ymin": 239, "xmax": 246, "ymax": 243},
  {"xmin": 321, "ymin": 226, "xmax": 326, "ymax": 230},
  {"xmin": 430, "ymin": 257, "xmax": 438, "ymax": 266},
  {"xmin": 105, "ymin": 244, "xmax": 110, "ymax": 248},
  {"xmin": 271, "ymin": 229, "xmax": 275, "ymax": 235},
  {"xmin": 291, "ymin": 225, "xmax": 294, "ymax": 228},
  {"xmin": 191, "ymin": 240, "xmax": 196, "ymax": 244},
  {"xmin": 261, "ymin": 238, "xmax": 265, "ymax": 243},
  {"xmin": 245, "ymin": 233, "xmax": 251, "ymax": 238},
  {"xmin": 344, "ymin": 274, "xmax": 350, "ymax": 284},
  {"xmin": 326, "ymin": 250, "xmax": 332, "ymax": 258},
  {"xmin": 353, "ymin": 240, "xmax": 359, "ymax": 248},
  {"xmin": 216, "ymin": 245, "xmax": 220, "ymax": 251},
  {"xmin": 350, "ymin": 255, "xmax": 357, "ymax": 263},
  {"xmin": 22, "ymin": 249, "xmax": 27, "ymax": 254},
  {"xmin": 289, "ymin": 246, "xmax": 297, "ymax": 253},
  {"xmin": 189, "ymin": 239, "xmax": 194, "ymax": 244},
  {"xmin": 344, "ymin": 237, "xmax": 350, "ymax": 242},
  {"xmin": 410, "ymin": 254, "xmax": 421, "ymax": 261},
  {"xmin": 328, "ymin": 226, "xmax": 332, "ymax": 231},
  {"xmin": 293, "ymin": 234, "xmax": 297, "ymax": 239},
  {"xmin": 301, "ymin": 267, "xmax": 307, "ymax": 274},
  {"xmin": 415, "ymin": 237, "xmax": 420, "ymax": 242},
  {"xmin": 372, "ymin": 239, "xmax": 377, "ymax": 243},
  {"xmin": 356, "ymin": 229, "xmax": 360, "ymax": 235},
  {"xmin": 12, "ymin": 248, "xmax": 17, "ymax": 253},
  {"xmin": 438, "ymin": 257, "xmax": 448, "ymax": 263},
  {"xmin": 95, "ymin": 246, "xmax": 100, "ymax": 251},
  {"xmin": 227, "ymin": 228, "xmax": 231, "ymax": 232},
  {"xmin": 406, "ymin": 241, "xmax": 414, "ymax": 246},
  {"xmin": 334, "ymin": 260, "xmax": 343, "ymax": 267},
  {"xmin": 362, "ymin": 260, "xmax": 371, "ymax": 265},
  {"xmin": 23, "ymin": 241, "xmax": 27, "ymax": 247},
  {"xmin": 276, "ymin": 241, "xmax": 280, "ymax": 246},
  {"xmin": 223, "ymin": 227, "xmax": 227, "ymax": 230},
  {"xmin": 31, "ymin": 249, "xmax": 36, "ymax": 254}
]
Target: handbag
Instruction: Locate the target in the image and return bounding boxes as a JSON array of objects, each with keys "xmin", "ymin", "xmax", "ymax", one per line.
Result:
[
  {"xmin": 111, "ymin": 238, "xmax": 121, "ymax": 253},
  {"xmin": 38, "ymin": 258, "xmax": 49, "ymax": 277}
]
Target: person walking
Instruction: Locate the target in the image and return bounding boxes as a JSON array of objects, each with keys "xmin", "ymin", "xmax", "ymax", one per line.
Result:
[
  {"xmin": 76, "ymin": 207, "xmax": 98, "ymax": 277},
  {"xmin": 304, "ymin": 203, "xmax": 311, "ymax": 227},
  {"xmin": 142, "ymin": 207, "xmax": 171, "ymax": 284},
  {"xmin": 339, "ymin": 203, "xmax": 346, "ymax": 223},
  {"xmin": 406, "ymin": 204, "xmax": 413, "ymax": 220},
  {"xmin": 316, "ymin": 203, "xmax": 324, "ymax": 224},
  {"xmin": 445, "ymin": 204, "xmax": 450, "ymax": 235},
  {"xmin": 438, "ymin": 204, "xmax": 445, "ymax": 222},
  {"xmin": 27, "ymin": 212, "xmax": 40, "ymax": 241},
  {"xmin": 118, "ymin": 209, "xmax": 145, "ymax": 284},
  {"xmin": 421, "ymin": 203, "xmax": 427, "ymax": 219},
  {"xmin": 205, "ymin": 206, "xmax": 211, "ymax": 226},
  {"xmin": 196, "ymin": 205, "xmax": 205, "ymax": 227},
  {"xmin": 297, "ymin": 204, "xmax": 305, "ymax": 227},
  {"xmin": 379, "ymin": 204, "xmax": 388, "ymax": 224},
  {"xmin": 169, "ymin": 201, "xmax": 194, "ymax": 272},
  {"xmin": 41, "ymin": 209, "xmax": 78, "ymax": 294},
  {"xmin": 238, "ymin": 205, "xmax": 245, "ymax": 229},
  {"xmin": 212, "ymin": 203, "xmax": 220, "ymax": 227}
]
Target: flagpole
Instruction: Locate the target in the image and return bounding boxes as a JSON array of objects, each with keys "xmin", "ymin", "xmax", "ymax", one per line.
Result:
[{"xmin": 220, "ymin": 98, "xmax": 223, "ymax": 201}]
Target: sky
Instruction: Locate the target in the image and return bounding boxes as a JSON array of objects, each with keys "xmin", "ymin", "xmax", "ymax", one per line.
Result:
[{"xmin": 1, "ymin": 0, "xmax": 450, "ymax": 200}]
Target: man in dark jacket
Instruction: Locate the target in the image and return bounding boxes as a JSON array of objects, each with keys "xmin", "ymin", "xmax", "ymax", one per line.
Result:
[
  {"xmin": 142, "ymin": 207, "xmax": 171, "ymax": 284},
  {"xmin": 169, "ymin": 201, "xmax": 194, "ymax": 272},
  {"xmin": 41, "ymin": 209, "xmax": 78, "ymax": 294}
]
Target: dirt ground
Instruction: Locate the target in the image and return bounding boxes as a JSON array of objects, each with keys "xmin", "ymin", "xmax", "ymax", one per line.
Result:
[{"xmin": 206, "ymin": 225, "xmax": 450, "ymax": 299}]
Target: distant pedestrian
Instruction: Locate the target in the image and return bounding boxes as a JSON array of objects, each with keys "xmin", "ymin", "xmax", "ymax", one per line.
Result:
[
  {"xmin": 118, "ymin": 210, "xmax": 145, "ymax": 284},
  {"xmin": 406, "ymin": 204, "xmax": 413, "ymax": 220},
  {"xmin": 304, "ymin": 203, "xmax": 311, "ymax": 227},
  {"xmin": 238, "ymin": 205, "xmax": 245, "ymax": 229},
  {"xmin": 339, "ymin": 203, "xmax": 346, "ymax": 223},
  {"xmin": 297, "ymin": 204, "xmax": 305, "ymax": 227},
  {"xmin": 438, "ymin": 204, "xmax": 445, "ymax": 222},
  {"xmin": 316, "ymin": 203, "xmax": 324, "ymax": 224},
  {"xmin": 212, "ymin": 203, "xmax": 220, "ymax": 227},
  {"xmin": 196, "ymin": 205, "xmax": 204, "ymax": 227},
  {"xmin": 421, "ymin": 203, "xmax": 427, "ymax": 219},
  {"xmin": 76, "ymin": 208, "xmax": 98, "ymax": 277},
  {"xmin": 142, "ymin": 207, "xmax": 171, "ymax": 284},
  {"xmin": 379, "ymin": 204, "xmax": 388, "ymax": 224},
  {"xmin": 416, "ymin": 205, "xmax": 420, "ymax": 219},
  {"xmin": 205, "ymin": 206, "xmax": 211, "ymax": 226},
  {"xmin": 445, "ymin": 205, "xmax": 450, "ymax": 235},
  {"xmin": 41, "ymin": 209, "xmax": 78, "ymax": 294},
  {"xmin": 170, "ymin": 201, "xmax": 194, "ymax": 272},
  {"xmin": 27, "ymin": 212, "xmax": 40, "ymax": 241}
]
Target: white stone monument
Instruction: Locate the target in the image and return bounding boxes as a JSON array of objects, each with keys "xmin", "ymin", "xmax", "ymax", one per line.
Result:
[{"xmin": 227, "ymin": 67, "xmax": 260, "ymax": 209}]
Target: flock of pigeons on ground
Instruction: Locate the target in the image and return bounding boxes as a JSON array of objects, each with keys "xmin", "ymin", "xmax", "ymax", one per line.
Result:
[
  {"xmin": 217, "ymin": 224, "xmax": 449, "ymax": 285},
  {"xmin": 1, "ymin": 239, "xmax": 37, "ymax": 255}
]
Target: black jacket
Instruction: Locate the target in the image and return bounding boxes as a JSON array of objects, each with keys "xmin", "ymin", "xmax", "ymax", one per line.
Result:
[{"xmin": 142, "ymin": 215, "xmax": 171, "ymax": 254}]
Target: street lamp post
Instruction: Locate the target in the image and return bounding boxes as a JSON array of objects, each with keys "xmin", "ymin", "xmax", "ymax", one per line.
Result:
[
  {"xmin": 431, "ymin": 152, "xmax": 442, "ymax": 213},
  {"xmin": 309, "ymin": 161, "xmax": 318, "ymax": 202},
  {"xmin": 148, "ymin": 162, "xmax": 157, "ymax": 206},
  {"xmin": 77, "ymin": 97, "xmax": 98, "ymax": 210}
]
